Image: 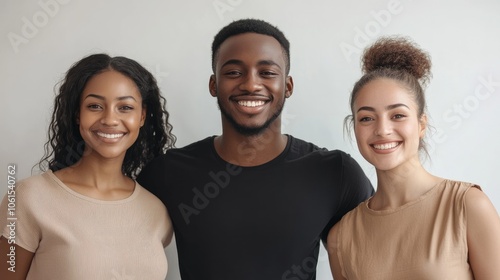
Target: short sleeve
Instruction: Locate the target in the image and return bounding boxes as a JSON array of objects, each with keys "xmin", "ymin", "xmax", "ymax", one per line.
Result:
[
  {"xmin": 137, "ymin": 155, "xmax": 166, "ymax": 196},
  {"xmin": 0, "ymin": 179, "xmax": 41, "ymax": 252},
  {"xmin": 0, "ymin": 193, "xmax": 12, "ymax": 238},
  {"xmin": 338, "ymin": 152, "xmax": 374, "ymax": 213},
  {"xmin": 322, "ymin": 152, "xmax": 374, "ymax": 241}
]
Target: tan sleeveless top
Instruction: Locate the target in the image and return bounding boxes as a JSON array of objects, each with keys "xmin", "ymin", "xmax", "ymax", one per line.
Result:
[{"xmin": 337, "ymin": 180, "xmax": 478, "ymax": 280}]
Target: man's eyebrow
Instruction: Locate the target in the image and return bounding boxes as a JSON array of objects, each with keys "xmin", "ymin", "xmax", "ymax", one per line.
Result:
[
  {"xmin": 257, "ymin": 59, "xmax": 281, "ymax": 69},
  {"xmin": 220, "ymin": 59, "xmax": 282, "ymax": 69},
  {"xmin": 220, "ymin": 59, "xmax": 243, "ymax": 69}
]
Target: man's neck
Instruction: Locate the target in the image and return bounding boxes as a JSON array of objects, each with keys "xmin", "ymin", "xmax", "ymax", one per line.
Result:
[{"xmin": 214, "ymin": 128, "xmax": 288, "ymax": 167}]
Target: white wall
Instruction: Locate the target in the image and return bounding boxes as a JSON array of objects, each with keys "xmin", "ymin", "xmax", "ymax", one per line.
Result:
[{"xmin": 1, "ymin": 0, "xmax": 499, "ymax": 279}]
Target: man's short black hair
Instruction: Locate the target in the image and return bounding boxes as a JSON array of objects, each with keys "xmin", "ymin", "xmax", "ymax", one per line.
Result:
[{"xmin": 211, "ymin": 18, "xmax": 290, "ymax": 74}]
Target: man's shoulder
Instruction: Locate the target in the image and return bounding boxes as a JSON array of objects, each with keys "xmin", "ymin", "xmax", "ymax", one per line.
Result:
[
  {"xmin": 155, "ymin": 136, "xmax": 215, "ymax": 160},
  {"xmin": 170, "ymin": 136, "xmax": 214, "ymax": 153},
  {"xmin": 287, "ymin": 135, "xmax": 348, "ymax": 160},
  {"xmin": 142, "ymin": 136, "xmax": 214, "ymax": 170},
  {"xmin": 137, "ymin": 136, "xmax": 215, "ymax": 189}
]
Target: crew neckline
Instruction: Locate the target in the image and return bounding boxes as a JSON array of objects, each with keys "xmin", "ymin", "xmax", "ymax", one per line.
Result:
[
  {"xmin": 208, "ymin": 134, "xmax": 292, "ymax": 169},
  {"xmin": 363, "ymin": 179, "xmax": 448, "ymax": 215}
]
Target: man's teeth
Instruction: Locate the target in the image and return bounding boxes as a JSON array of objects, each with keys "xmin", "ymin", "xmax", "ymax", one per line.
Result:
[
  {"xmin": 373, "ymin": 142, "xmax": 399, "ymax": 150},
  {"xmin": 97, "ymin": 132, "xmax": 124, "ymax": 139},
  {"xmin": 238, "ymin": 100, "xmax": 265, "ymax": 107}
]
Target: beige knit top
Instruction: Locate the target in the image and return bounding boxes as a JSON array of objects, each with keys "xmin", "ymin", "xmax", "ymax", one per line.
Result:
[
  {"xmin": 1, "ymin": 170, "xmax": 172, "ymax": 280},
  {"xmin": 336, "ymin": 180, "xmax": 478, "ymax": 280}
]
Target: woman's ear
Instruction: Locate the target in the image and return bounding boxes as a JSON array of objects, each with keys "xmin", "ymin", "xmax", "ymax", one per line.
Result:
[
  {"xmin": 419, "ymin": 114, "xmax": 428, "ymax": 138},
  {"xmin": 140, "ymin": 107, "xmax": 146, "ymax": 127}
]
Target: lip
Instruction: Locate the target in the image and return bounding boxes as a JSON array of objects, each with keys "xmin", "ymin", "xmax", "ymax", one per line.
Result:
[
  {"xmin": 370, "ymin": 141, "xmax": 401, "ymax": 154},
  {"xmin": 93, "ymin": 130, "xmax": 126, "ymax": 143},
  {"xmin": 231, "ymin": 95, "xmax": 270, "ymax": 114},
  {"xmin": 237, "ymin": 100, "xmax": 266, "ymax": 107}
]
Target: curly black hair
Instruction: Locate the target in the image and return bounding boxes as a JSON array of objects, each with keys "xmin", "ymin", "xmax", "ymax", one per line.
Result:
[
  {"xmin": 211, "ymin": 18, "xmax": 290, "ymax": 74},
  {"xmin": 37, "ymin": 53, "xmax": 176, "ymax": 178}
]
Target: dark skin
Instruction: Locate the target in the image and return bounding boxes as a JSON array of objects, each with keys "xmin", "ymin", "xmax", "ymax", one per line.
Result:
[
  {"xmin": 209, "ymin": 33, "xmax": 294, "ymax": 166},
  {"xmin": 0, "ymin": 70, "xmax": 149, "ymax": 279},
  {"xmin": 0, "ymin": 236, "xmax": 33, "ymax": 280}
]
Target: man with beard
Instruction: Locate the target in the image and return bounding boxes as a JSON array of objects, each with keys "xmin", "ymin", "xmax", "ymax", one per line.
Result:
[{"xmin": 137, "ymin": 19, "xmax": 373, "ymax": 280}]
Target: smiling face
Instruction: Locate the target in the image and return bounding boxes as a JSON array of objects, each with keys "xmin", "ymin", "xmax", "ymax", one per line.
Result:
[
  {"xmin": 353, "ymin": 78, "xmax": 426, "ymax": 171},
  {"xmin": 78, "ymin": 70, "xmax": 145, "ymax": 162},
  {"xmin": 209, "ymin": 32, "xmax": 293, "ymax": 136}
]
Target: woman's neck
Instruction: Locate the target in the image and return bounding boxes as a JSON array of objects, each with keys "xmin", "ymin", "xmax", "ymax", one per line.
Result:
[
  {"xmin": 53, "ymin": 154, "xmax": 134, "ymax": 200},
  {"xmin": 370, "ymin": 159, "xmax": 443, "ymax": 210}
]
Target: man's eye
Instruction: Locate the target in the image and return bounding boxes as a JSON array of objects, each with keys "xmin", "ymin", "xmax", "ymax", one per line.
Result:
[
  {"xmin": 261, "ymin": 71, "xmax": 277, "ymax": 76},
  {"xmin": 225, "ymin": 71, "xmax": 241, "ymax": 76}
]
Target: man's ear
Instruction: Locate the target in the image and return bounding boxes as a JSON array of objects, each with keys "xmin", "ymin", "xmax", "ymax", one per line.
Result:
[
  {"xmin": 285, "ymin": 76, "xmax": 294, "ymax": 98},
  {"xmin": 209, "ymin": 74, "xmax": 217, "ymax": 97}
]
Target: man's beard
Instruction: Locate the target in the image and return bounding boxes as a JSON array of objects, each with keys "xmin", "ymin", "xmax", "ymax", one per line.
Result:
[{"xmin": 217, "ymin": 96, "xmax": 285, "ymax": 137}]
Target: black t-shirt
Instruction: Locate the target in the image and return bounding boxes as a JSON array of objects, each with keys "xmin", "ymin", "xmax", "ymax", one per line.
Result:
[{"xmin": 137, "ymin": 135, "xmax": 373, "ymax": 280}]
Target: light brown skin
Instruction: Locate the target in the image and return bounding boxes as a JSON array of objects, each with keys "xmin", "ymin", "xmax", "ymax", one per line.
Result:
[
  {"xmin": 209, "ymin": 32, "xmax": 293, "ymax": 167},
  {"xmin": 327, "ymin": 78, "xmax": 500, "ymax": 279}
]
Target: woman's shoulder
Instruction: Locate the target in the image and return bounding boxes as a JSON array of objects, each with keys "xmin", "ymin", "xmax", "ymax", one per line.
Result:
[
  {"xmin": 134, "ymin": 182, "xmax": 167, "ymax": 209},
  {"xmin": 439, "ymin": 179, "xmax": 481, "ymax": 194},
  {"xmin": 15, "ymin": 171, "xmax": 56, "ymax": 194}
]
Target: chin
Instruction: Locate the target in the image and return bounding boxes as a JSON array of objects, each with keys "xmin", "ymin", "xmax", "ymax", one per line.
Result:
[{"xmin": 369, "ymin": 159, "xmax": 399, "ymax": 171}]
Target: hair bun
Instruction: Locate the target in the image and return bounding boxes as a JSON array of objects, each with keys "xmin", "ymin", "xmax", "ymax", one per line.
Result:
[{"xmin": 362, "ymin": 36, "xmax": 432, "ymax": 85}]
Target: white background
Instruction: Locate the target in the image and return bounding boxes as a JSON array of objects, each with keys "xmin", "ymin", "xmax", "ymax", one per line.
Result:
[{"xmin": 1, "ymin": 0, "xmax": 499, "ymax": 279}]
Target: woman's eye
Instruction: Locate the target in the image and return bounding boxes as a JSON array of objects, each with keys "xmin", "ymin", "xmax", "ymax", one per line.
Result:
[
  {"xmin": 120, "ymin": 105, "xmax": 134, "ymax": 111},
  {"xmin": 87, "ymin": 104, "xmax": 102, "ymax": 110},
  {"xmin": 359, "ymin": 116, "xmax": 373, "ymax": 122},
  {"xmin": 393, "ymin": 114, "xmax": 406, "ymax": 119}
]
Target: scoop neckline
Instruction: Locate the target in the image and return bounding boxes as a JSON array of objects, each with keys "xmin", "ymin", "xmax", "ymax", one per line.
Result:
[{"xmin": 46, "ymin": 170, "xmax": 140, "ymax": 204}]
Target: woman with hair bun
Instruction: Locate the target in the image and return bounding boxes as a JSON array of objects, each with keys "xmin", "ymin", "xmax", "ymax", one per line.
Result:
[
  {"xmin": 0, "ymin": 53, "xmax": 176, "ymax": 280},
  {"xmin": 327, "ymin": 36, "xmax": 500, "ymax": 279}
]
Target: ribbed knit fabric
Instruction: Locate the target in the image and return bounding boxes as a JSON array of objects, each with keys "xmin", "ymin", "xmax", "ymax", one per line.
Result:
[
  {"xmin": 1, "ymin": 170, "xmax": 171, "ymax": 280},
  {"xmin": 337, "ymin": 180, "xmax": 477, "ymax": 280}
]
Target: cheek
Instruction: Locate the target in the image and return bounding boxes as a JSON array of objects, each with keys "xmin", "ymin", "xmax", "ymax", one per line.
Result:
[
  {"xmin": 401, "ymin": 125, "xmax": 421, "ymax": 144},
  {"xmin": 354, "ymin": 128, "xmax": 361, "ymax": 142},
  {"xmin": 354, "ymin": 125, "xmax": 368, "ymax": 142},
  {"xmin": 218, "ymin": 79, "xmax": 235, "ymax": 89},
  {"xmin": 126, "ymin": 114, "xmax": 144, "ymax": 130},
  {"xmin": 354, "ymin": 129, "xmax": 368, "ymax": 152},
  {"xmin": 77, "ymin": 111, "xmax": 92, "ymax": 129},
  {"xmin": 273, "ymin": 80, "xmax": 286, "ymax": 92}
]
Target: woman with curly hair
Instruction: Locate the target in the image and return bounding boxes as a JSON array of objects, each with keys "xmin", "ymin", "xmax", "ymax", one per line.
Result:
[
  {"xmin": 0, "ymin": 53, "xmax": 176, "ymax": 280},
  {"xmin": 327, "ymin": 37, "xmax": 500, "ymax": 279}
]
